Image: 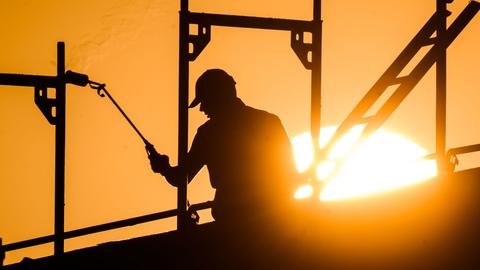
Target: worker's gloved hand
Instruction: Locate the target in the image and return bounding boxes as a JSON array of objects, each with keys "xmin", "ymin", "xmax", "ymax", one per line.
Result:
[{"xmin": 146, "ymin": 146, "xmax": 170, "ymax": 175}]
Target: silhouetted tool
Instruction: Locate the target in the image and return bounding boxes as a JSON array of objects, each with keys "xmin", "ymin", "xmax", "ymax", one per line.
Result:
[
  {"xmin": 66, "ymin": 71, "xmax": 201, "ymax": 224},
  {"xmin": 65, "ymin": 71, "xmax": 158, "ymax": 156}
]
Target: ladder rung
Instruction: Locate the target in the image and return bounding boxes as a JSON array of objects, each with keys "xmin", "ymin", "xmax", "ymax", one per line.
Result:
[
  {"xmin": 358, "ymin": 115, "xmax": 376, "ymax": 124},
  {"xmin": 423, "ymin": 37, "xmax": 437, "ymax": 46},
  {"xmin": 390, "ymin": 76, "xmax": 409, "ymax": 85}
]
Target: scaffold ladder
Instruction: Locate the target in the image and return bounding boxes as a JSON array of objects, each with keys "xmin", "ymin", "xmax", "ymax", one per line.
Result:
[{"xmin": 320, "ymin": 1, "xmax": 479, "ymax": 175}]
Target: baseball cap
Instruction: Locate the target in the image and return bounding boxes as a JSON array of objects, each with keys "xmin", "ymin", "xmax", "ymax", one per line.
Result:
[{"xmin": 189, "ymin": 69, "xmax": 237, "ymax": 108}]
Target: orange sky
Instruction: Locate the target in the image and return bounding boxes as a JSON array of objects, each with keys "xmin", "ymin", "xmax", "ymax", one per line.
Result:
[{"xmin": 1, "ymin": 0, "xmax": 479, "ymax": 264}]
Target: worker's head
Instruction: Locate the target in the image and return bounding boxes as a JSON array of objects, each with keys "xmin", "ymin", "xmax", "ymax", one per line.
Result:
[{"xmin": 189, "ymin": 69, "xmax": 237, "ymax": 118}]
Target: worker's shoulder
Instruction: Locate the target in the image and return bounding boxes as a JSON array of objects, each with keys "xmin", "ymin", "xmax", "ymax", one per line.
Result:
[
  {"xmin": 196, "ymin": 106, "xmax": 282, "ymax": 134},
  {"xmin": 197, "ymin": 119, "xmax": 213, "ymax": 133},
  {"xmin": 244, "ymin": 105, "xmax": 281, "ymax": 123}
]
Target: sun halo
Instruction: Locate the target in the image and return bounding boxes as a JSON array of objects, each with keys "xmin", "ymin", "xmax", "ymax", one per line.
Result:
[{"xmin": 292, "ymin": 126, "xmax": 437, "ymax": 201}]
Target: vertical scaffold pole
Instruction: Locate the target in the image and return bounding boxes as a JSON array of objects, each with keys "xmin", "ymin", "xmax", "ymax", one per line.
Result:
[
  {"xmin": 311, "ymin": 0, "xmax": 323, "ymax": 164},
  {"xmin": 54, "ymin": 42, "xmax": 66, "ymax": 256},
  {"xmin": 436, "ymin": 0, "xmax": 448, "ymax": 174},
  {"xmin": 177, "ymin": 0, "xmax": 189, "ymax": 230}
]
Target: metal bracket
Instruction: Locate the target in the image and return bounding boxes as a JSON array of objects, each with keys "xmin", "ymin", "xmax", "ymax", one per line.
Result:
[
  {"xmin": 188, "ymin": 23, "xmax": 211, "ymax": 61},
  {"xmin": 34, "ymin": 86, "xmax": 57, "ymax": 125},
  {"xmin": 291, "ymin": 30, "xmax": 313, "ymax": 69},
  {"xmin": 446, "ymin": 154, "xmax": 459, "ymax": 174}
]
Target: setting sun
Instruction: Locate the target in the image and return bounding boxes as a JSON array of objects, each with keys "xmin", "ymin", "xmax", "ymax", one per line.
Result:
[{"xmin": 292, "ymin": 126, "xmax": 437, "ymax": 201}]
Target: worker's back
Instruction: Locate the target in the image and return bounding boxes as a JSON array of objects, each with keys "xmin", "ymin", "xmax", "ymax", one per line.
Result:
[{"xmin": 194, "ymin": 99, "xmax": 299, "ymax": 222}]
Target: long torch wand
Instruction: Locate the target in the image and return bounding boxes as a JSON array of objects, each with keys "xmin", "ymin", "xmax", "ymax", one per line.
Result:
[{"xmin": 65, "ymin": 70, "xmax": 157, "ymax": 155}]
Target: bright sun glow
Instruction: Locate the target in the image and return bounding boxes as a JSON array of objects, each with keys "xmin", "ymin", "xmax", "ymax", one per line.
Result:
[{"xmin": 292, "ymin": 126, "xmax": 437, "ymax": 201}]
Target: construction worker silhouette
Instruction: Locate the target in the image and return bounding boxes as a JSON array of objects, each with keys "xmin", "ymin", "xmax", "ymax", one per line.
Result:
[{"xmin": 149, "ymin": 69, "xmax": 299, "ymax": 223}]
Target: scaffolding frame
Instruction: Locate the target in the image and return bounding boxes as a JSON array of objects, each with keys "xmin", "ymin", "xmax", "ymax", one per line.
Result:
[
  {"xmin": 0, "ymin": 42, "xmax": 67, "ymax": 257},
  {"xmin": 176, "ymin": 0, "xmax": 323, "ymax": 229}
]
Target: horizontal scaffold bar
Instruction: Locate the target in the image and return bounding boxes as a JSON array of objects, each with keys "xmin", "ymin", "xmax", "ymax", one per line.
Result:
[
  {"xmin": 3, "ymin": 209, "xmax": 178, "ymax": 252},
  {"xmin": 0, "ymin": 73, "xmax": 58, "ymax": 88},
  {"xmin": 188, "ymin": 12, "xmax": 314, "ymax": 32}
]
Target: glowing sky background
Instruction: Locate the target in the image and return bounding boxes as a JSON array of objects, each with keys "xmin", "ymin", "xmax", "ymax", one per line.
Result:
[{"xmin": 1, "ymin": 0, "xmax": 479, "ymax": 264}]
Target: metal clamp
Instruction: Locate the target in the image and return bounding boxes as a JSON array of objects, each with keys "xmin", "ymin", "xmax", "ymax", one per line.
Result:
[
  {"xmin": 188, "ymin": 23, "xmax": 211, "ymax": 61},
  {"xmin": 291, "ymin": 30, "xmax": 313, "ymax": 69},
  {"xmin": 447, "ymin": 154, "xmax": 459, "ymax": 174},
  {"xmin": 34, "ymin": 86, "xmax": 57, "ymax": 125}
]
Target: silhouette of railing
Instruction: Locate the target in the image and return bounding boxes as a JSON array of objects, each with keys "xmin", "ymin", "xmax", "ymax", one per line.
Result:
[{"xmin": 446, "ymin": 144, "xmax": 480, "ymax": 173}]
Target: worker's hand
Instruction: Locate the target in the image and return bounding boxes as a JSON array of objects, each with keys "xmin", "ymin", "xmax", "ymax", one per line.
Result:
[{"xmin": 146, "ymin": 146, "xmax": 170, "ymax": 175}]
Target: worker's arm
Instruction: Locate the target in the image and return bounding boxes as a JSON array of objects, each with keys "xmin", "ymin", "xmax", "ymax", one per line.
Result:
[
  {"xmin": 147, "ymin": 150, "xmax": 179, "ymax": 186},
  {"xmin": 148, "ymin": 151, "xmax": 204, "ymax": 187},
  {"xmin": 148, "ymin": 128, "xmax": 206, "ymax": 186}
]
